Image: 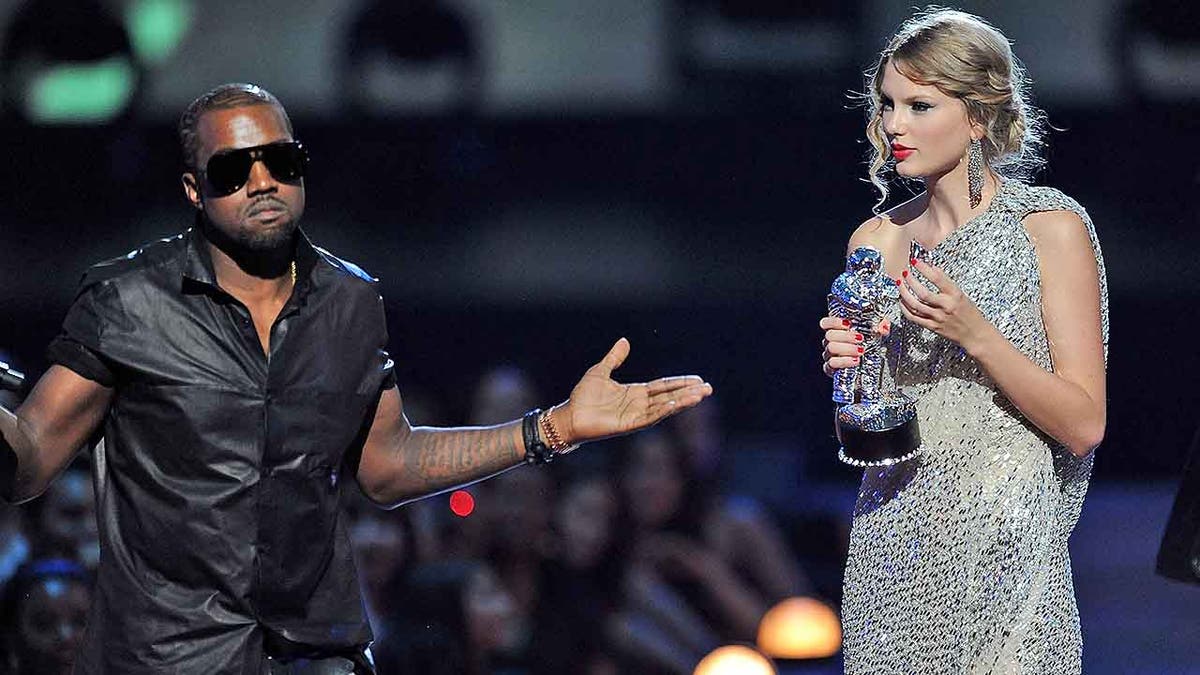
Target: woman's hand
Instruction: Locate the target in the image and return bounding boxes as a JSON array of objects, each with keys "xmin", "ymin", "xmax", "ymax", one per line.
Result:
[
  {"xmin": 897, "ymin": 260, "xmax": 992, "ymax": 351},
  {"xmin": 819, "ymin": 317, "xmax": 891, "ymax": 377}
]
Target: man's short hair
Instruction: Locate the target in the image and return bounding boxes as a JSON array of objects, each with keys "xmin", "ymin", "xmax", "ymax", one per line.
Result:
[{"xmin": 178, "ymin": 83, "xmax": 293, "ymax": 172}]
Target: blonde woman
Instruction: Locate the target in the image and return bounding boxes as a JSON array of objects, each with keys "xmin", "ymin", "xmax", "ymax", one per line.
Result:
[{"xmin": 819, "ymin": 9, "xmax": 1108, "ymax": 673}]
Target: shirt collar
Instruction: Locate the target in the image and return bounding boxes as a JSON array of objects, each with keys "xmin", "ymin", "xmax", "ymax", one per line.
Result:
[{"xmin": 181, "ymin": 219, "xmax": 321, "ymax": 301}]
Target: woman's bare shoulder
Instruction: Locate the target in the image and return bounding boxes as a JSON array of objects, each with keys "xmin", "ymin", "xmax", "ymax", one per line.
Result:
[
  {"xmin": 844, "ymin": 195, "xmax": 925, "ymax": 274},
  {"xmin": 848, "ymin": 194, "xmax": 925, "ymax": 250},
  {"xmin": 848, "ymin": 214, "xmax": 893, "ymax": 249}
]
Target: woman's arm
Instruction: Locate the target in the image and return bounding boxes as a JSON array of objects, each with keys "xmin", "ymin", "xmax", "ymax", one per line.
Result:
[{"xmin": 899, "ymin": 210, "xmax": 1106, "ymax": 457}]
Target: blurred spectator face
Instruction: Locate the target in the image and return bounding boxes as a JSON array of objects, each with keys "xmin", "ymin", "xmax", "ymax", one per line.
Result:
[
  {"xmin": 487, "ymin": 468, "xmax": 553, "ymax": 552},
  {"xmin": 464, "ymin": 566, "xmax": 517, "ymax": 652},
  {"xmin": 0, "ymin": 503, "xmax": 30, "ymax": 584},
  {"xmin": 469, "ymin": 366, "xmax": 538, "ymax": 426},
  {"xmin": 37, "ymin": 470, "xmax": 99, "ymax": 568},
  {"xmin": 556, "ymin": 478, "xmax": 616, "ymax": 569},
  {"xmin": 624, "ymin": 433, "xmax": 685, "ymax": 530},
  {"xmin": 350, "ymin": 513, "xmax": 409, "ymax": 599},
  {"xmin": 669, "ymin": 398, "xmax": 722, "ymax": 478},
  {"xmin": 15, "ymin": 575, "xmax": 90, "ymax": 674}
]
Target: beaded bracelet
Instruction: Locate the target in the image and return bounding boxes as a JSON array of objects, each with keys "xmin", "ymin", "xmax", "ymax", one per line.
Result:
[{"xmin": 540, "ymin": 407, "xmax": 569, "ymax": 452}]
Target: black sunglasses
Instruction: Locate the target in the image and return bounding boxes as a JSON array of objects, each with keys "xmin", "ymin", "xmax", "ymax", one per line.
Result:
[{"xmin": 201, "ymin": 140, "xmax": 309, "ymax": 197}]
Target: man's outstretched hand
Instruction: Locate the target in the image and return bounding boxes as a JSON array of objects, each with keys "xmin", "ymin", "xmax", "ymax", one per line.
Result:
[{"xmin": 553, "ymin": 338, "xmax": 713, "ymax": 445}]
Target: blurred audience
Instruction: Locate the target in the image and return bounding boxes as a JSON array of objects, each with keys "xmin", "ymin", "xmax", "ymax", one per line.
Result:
[
  {"xmin": 530, "ymin": 469, "xmax": 623, "ymax": 675},
  {"xmin": 0, "ymin": 503, "xmax": 29, "ymax": 588},
  {"xmin": 481, "ymin": 467, "xmax": 555, "ymax": 669},
  {"xmin": 0, "ymin": 558, "xmax": 91, "ymax": 675},
  {"xmin": 22, "ymin": 465, "xmax": 99, "ymax": 571},
  {"xmin": 373, "ymin": 559, "xmax": 517, "ymax": 675},
  {"xmin": 607, "ymin": 424, "xmax": 810, "ymax": 672},
  {"xmin": 665, "ymin": 401, "xmax": 811, "ymax": 603},
  {"xmin": 469, "ymin": 365, "xmax": 541, "ymax": 428},
  {"xmin": 348, "ymin": 501, "xmax": 418, "ymax": 644}
]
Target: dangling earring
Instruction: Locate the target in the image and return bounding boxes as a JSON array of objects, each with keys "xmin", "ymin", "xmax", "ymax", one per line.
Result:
[{"xmin": 967, "ymin": 137, "xmax": 984, "ymax": 209}]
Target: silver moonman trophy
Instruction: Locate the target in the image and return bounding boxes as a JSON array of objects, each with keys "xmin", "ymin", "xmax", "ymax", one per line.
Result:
[{"xmin": 827, "ymin": 246, "xmax": 921, "ymax": 467}]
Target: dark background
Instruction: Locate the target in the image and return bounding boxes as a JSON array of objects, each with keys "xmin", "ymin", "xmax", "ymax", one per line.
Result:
[{"xmin": 2, "ymin": 105, "xmax": 1196, "ymax": 480}]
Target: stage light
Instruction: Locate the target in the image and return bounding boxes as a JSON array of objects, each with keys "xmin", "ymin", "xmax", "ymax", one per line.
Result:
[
  {"xmin": 756, "ymin": 596, "xmax": 842, "ymax": 660},
  {"xmin": 125, "ymin": 0, "xmax": 194, "ymax": 65},
  {"xmin": 693, "ymin": 644, "xmax": 776, "ymax": 675},
  {"xmin": 25, "ymin": 57, "xmax": 137, "ymax": 123}
]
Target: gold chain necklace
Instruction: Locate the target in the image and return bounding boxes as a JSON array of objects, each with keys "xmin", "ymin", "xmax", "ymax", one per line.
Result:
[{"xmin": 290, "ymin": 260, "xmax": 297, "ymax": 285}]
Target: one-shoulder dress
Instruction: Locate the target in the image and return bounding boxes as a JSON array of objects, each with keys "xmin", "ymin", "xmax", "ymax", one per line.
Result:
[{"xmin": 841, "ymin": 179, "xmax": 1109, "ymax": 674}]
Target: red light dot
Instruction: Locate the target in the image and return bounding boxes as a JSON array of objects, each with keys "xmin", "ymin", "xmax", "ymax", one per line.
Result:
[{"xmin": 449, "ymin": 490, "xmax": 475, "ymax": 517}]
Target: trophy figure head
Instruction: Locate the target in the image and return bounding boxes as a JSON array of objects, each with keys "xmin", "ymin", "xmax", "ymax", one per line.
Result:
[{"xmin": 846, "ymin": 246, "xmax": 883, "ymax": 275}]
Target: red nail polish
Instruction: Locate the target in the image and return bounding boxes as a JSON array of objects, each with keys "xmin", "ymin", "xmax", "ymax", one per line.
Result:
[
  {"xmin": 910, "ymin": 257, "xmax": 917, "ymax": 266},
  {"xmin": 855, "ymin": 333, "xmax": 863, "ymax": 341},
  {"xmin": 902, "ymin": 270, "xmax": 909, "ymax": 278},
  {"xmin": 895, "ymin": 278, "xmax": 902, "ymax": 286},
  {"xmin": 842, "ymin": 319, "xmax": 851, "ymax": 327},
  {"xmin": 857, "ymin": 346, "xmax": 864, "ymax": 354}
]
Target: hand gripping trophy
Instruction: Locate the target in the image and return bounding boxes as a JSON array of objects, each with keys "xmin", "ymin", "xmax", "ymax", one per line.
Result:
[{"xmin": 827, "ymin": 246, "xmax": 921, "ymax": 466}]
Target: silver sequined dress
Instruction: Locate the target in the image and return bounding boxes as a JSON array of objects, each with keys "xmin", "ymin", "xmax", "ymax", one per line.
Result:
[{"xmin": 841, "ymin": 180, "xmax": 1109, "ymax": 674}]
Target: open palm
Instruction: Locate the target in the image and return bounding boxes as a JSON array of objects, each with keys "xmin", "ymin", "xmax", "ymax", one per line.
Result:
[{"xmin": 560, "ymin": 338, "xmax": 713, "ymax": 444}]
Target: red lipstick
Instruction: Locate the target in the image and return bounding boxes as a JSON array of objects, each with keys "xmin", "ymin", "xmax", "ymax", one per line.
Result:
[{"xmin": 891, "ymin": 143, "xmax": 914, "ymax": 160}]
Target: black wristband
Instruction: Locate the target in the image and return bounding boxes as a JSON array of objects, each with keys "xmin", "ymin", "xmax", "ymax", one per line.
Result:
[{"xmin": 522, "ymin": 408, "xmax": 554, "ymax": 465}]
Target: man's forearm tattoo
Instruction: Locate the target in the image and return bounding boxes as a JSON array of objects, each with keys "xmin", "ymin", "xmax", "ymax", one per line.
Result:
[{"xmin": 405, "ymin": 424, "xmax": 522, "ymax": 487}]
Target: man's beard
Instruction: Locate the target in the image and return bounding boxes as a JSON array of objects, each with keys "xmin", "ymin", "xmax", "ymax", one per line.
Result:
[
  {"xmin": 234, "ymin": 217, "xmax": 297, "ymax": 251},
  {"xmin": 199, "ymin": 213, "xmax": 298, "ymax": 279}
]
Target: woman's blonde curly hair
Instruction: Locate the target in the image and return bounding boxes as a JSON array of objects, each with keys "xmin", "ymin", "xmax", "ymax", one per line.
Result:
[{"xmin": 861, "ymin": 8, "xmax": 1047, "ymax": 211}]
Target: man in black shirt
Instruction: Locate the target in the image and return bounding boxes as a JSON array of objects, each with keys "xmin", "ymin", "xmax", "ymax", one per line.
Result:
[
  {"xmin": 1157, "ymin": 425, "xmax": 1200, "ymax": 586},
  {"xmin": 0, "ymin": 83, "xmax": 713, "ymax": 674}
]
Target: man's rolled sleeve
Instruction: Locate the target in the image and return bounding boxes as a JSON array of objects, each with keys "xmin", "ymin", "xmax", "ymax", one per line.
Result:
[
  {"xmin": 46, "ymin": 279, "xmax": 121, "ymax": 387},
  {"xmin": 374, "ymin": 293, "xmax": 396, "ymax": 393},
  {"xmin": 378, "ymin": 351, "xmax": 396, "ymax": 392},
  {"xmin": 46, "ymin": 336, "xmax": 115, "ymax": 387}
]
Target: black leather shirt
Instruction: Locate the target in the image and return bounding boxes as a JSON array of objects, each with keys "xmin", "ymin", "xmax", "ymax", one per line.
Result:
[{"xmin": 47, "ymin": 227, "xmax": 395, "ymax": 674}]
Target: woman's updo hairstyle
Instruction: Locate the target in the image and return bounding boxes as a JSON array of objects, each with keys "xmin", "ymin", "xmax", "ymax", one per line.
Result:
[{"xmin": 862, "ymin": 8, "xmax": 1047, "ymax": 209}]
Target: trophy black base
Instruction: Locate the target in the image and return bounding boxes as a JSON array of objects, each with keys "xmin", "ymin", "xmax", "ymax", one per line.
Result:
[{"xmin": 836, "ymin": 405, "xmax": 921, "ymax": 467}]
